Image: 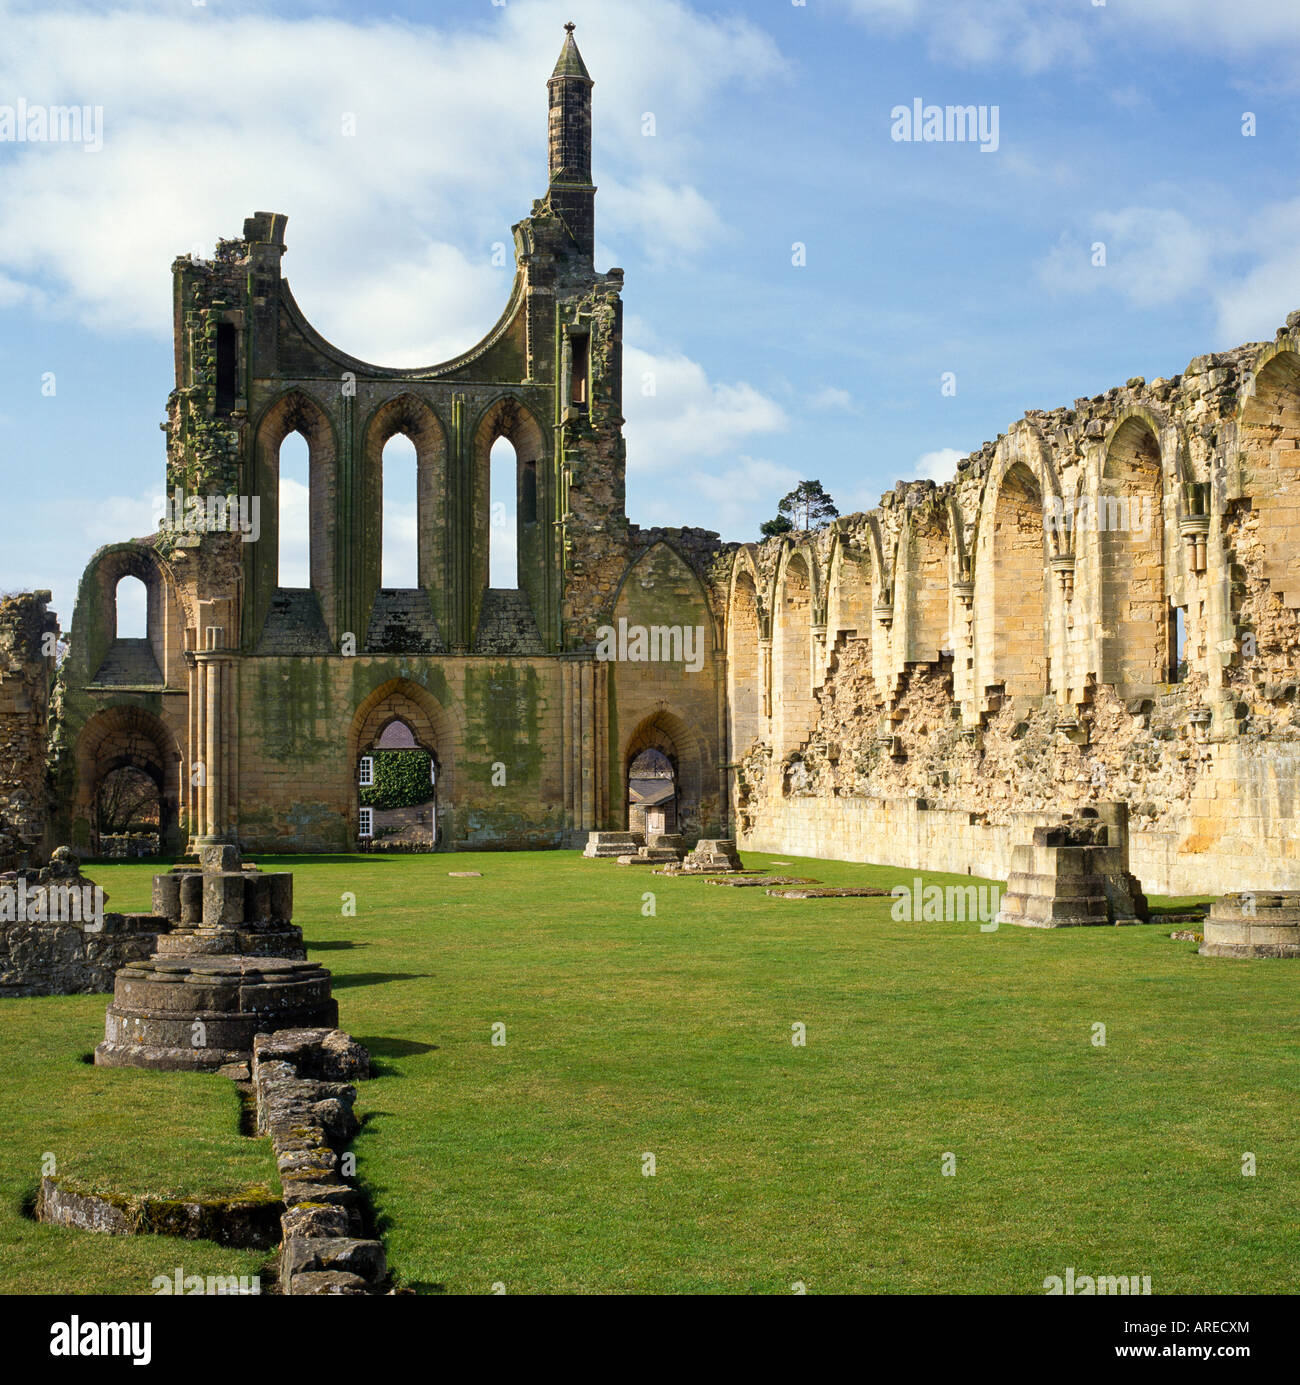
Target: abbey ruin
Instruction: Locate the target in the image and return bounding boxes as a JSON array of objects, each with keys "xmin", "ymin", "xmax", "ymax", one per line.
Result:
[{"xmin": 1, "ymin": 27, "xmax": 1298, "ymax": 898}]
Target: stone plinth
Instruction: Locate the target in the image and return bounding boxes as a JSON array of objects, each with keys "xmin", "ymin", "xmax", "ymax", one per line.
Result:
[
  {"xmin": 147, "ymin": 846, "xmax": 302, "ymax": 959},
  {"xmin": 583, "ymin": 831, "xmax": 638, "ymax": 858},
  {"xmin": 94, "ymin": 846, "xmax": 335, "ymax": 1072},
  {"xmin": 682, "ymin": 839, "xmax": 743, "ymax": 872},
  {"xmin": 1200, "ymin": 893, "xmax": 1300, "ymax": 958},
  {"xmin": 95, "ymin": 955, "xmax": 337, "ymax": 1071},
  {"xmin": 647, "ymin": 834, "xmax": 686, "ymax": 858},
  {"xmin": 997, "ymin": 807, "xmax": 1148, "ymax": 929}
]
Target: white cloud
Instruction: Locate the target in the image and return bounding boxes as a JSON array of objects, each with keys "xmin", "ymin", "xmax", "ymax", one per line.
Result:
[
  {"xmin": 1034, "ymin": 198, "xmax": 1300, "ymax": 343},
  {"xmin": 1036, "ymin": 208, "xmax": 1215, "ymax": 309},
  {"xmin": 841, "ymin": 0, "xmax": 1300, "ymax": 72},
  {"xmin": 0, "ymin": 0, "xmax": 783, "ymax": 347},
  {"xmin": 1212, "ymin": 198, "xmax": 1300, "ymax": 344},
  {"xmin": 622, "ymin": 344, "xmax": 788, "ymax": 472},
  {"xmin": 601, "ymin": 177, "xmax": 726, "ymax": 266},
  {"xmin": 278, "ymin": 477, "xmax": 311, "ymax": 590},
  {"xmin": 914, "ymin": 447, "xmax": 963, "ymax": 484},
  {"xmin": 841, "ymin": 0, "xmax": 1086, "ymax": 73},
  {"xmin": 631, "ymin": 455, "xmax": 801, "ymax": 541},
  {"xmin": 809, "ymin": 386, "xmax": 855, "ymax": 412}
]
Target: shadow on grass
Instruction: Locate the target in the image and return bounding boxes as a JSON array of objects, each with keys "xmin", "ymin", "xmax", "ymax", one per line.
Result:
[
  {"xmin": 357, "ymin": 1037, "xmax": 438, "ymax": 1058},
  {"xmin": 245, "ymin": 855, "xmax": 402, "ymax": 866},
  {"xmin": 18, "ymin": 1183, "xmax": 38, "ymax": 1222},
  {"xmin": 356, "ymin": 1037, "xmax": 439, "ymax": 1077},
  {"xmin": 303, "ymin": 940, "xmax": 370, "ymax": 951},
  {"xmin": 330, "ymin": 972, "xmax": 430, "ymax": 990}
]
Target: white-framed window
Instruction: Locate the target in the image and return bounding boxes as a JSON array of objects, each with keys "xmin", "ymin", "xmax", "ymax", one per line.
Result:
[
  {"xmin": 358, "ymin": 807, "xmax": 373, "ymax": 838},
  {"xmin": 359, "ymin": 755, "xmax": 374, "ymax": 787}
]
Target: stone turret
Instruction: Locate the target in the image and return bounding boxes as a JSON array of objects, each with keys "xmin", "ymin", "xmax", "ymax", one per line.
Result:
[{"xmin": 546, "ymin": 22, "xmax": 596, "ymax": 260}]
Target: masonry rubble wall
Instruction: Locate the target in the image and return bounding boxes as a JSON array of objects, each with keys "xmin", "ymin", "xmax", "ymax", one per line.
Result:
[{"xmin": 0, "ymin": 591, "xmax": 57, "ymax": 863}]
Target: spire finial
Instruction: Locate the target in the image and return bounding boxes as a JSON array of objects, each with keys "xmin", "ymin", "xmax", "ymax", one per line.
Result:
[{"xmin": 565, "ymin": 21, "xmax": 575, "ymax": 34}]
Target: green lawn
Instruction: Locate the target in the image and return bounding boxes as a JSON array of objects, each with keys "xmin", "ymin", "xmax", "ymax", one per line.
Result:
[
  {"xmin": 0, "ymin": 995, "xmax": 275, "ymax": 1293},
  {"xmin": 3, "ymin": 850, "xmax": 1296, "ymax": 1294}
]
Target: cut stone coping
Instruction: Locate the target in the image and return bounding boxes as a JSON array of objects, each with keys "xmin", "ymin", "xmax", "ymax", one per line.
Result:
[
  {"xmin": 448, "ymin": 871, "xmax": 483, "ymax": 877},
  {"xmin": 36, "ymin": 1174, "xmax": 281, "ymax": 1249},
  {"xmin": 765, "ymin": 886, "xmax": 891, "ymax": 899},
  {"xmin": 705, "ymin": 875, "xmax": 821, "ymax": 888}
]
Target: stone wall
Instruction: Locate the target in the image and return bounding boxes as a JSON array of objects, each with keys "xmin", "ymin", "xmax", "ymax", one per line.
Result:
[
  {"xmin": 726, "ymin": 316, "xmax": 1300, "ymax": 896},
  {"xmin": 0, "ymin": 591, "xmax": 57, "ymax": 861}
]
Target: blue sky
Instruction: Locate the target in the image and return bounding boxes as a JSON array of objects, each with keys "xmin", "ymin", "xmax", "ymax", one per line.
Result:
[{"xmin": 4, "ymin": 0, "xmax": 1300, "ymax": 626}]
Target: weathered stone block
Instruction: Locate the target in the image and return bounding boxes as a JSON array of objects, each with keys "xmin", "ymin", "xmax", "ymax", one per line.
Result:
[{"xmin": 202, "ymin": 871, "xmax": 247, "ymax": 927}]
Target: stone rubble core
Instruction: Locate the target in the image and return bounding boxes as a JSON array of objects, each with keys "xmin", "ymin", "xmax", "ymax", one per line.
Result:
[
  {"xmin": 0, "ymin": 846, "xmax": 167, "ymax": 997},
  {"xmin": 251, "ymin": 1028, "xmax": 387, "ymax": 1296},
  {"xmin": 995, "ymin": 803, "xmax": 1149, "ymax": 929},
  {"xmin": 94, "ymin": 845, "xmax": 337, "ymax": 1072},
  {"xmin": 1200, "ymin": 893, "xmax": 1300, "ymax": 958}
]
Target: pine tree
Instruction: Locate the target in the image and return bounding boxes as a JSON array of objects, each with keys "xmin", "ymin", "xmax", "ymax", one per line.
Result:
[{"xmin": 775, "ymin": 480, "xmax": 839, "ymax": 532}]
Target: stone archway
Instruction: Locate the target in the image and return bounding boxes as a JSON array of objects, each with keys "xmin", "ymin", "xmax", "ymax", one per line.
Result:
[
  {"xmin": 73, "ymin": 706, "xmax": 182, "ymax": 855},
  {"xmin": 349, "ymin": 678, "xmax": 458, "ymax": 851},
  {"xmin": 1099, "ymin": 417, "xmax": 1167, "ymax": 694},
  {"xmin": 628, "ymin": 746, "xmax": 676, "ymax": 837},
  {"xmin": 623, "ymin": 710, "xmax": 702, "ymax": 842},
  {"xmin": 356, "ymin": 716, "xmax": 438, "ymax": 851}
]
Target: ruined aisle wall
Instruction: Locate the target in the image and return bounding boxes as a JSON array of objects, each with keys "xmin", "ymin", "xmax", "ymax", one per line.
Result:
[
  {"xmin": 740, "ymin": 745, "xmax": 1300, "ymax": 897},
  {"xmin": 727, "ymin": 315, "xmax": 1300, "ymax": 896}
]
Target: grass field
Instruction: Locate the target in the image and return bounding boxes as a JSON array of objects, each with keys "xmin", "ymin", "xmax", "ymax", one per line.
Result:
[{"xmin": 2, "ymin": 849, "xmax": 1295, "ymax": 1295}]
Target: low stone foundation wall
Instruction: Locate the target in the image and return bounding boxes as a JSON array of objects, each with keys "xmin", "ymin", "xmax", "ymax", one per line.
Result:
[
  {"xmin": 739, "ymin": 783, "xmax": 1300, "ymax": 898},
  {"xmin": 0, "ymin": 913, "xmax": 166, "ymax": 997},
  {"xmin": 252, "ymin": 1028, "xmax": 386, "ymax": 1296},
  {"xmin": 35, "ymin": 1176, "xmax": 281, "ymax": 1249}
]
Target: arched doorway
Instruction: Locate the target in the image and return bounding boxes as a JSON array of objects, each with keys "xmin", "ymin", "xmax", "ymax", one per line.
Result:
[
  {"xmin": 73, "ymin": 706, "xmax": 181, "ymax": 856},
  {"xmin": 628, "ymin": 747, "xmax": 677, "ymax": 837},
  {"xmin": 623, "ymin": 710, "xmax": 702, "ymax": 842},
  {"xmin": 95, "ymin": 762, "xmax": 162, "ymax": 857},
  {"xmin": 357, "ymin": 716, "xmax": 438, "ymax": 851}
]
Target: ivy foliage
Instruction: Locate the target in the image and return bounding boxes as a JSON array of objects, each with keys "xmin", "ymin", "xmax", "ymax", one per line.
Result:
[{"xmin": 360, "ymin": 748, "xmax": 435, "ymax": 809}]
